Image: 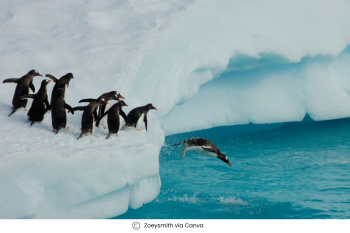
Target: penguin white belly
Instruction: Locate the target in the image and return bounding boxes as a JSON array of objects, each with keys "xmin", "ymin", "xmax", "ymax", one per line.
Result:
[
  {"xmin": 192, "ymin": 146, "xmax": 217, "ymax": 158},
  {"xmin": 64, "ymin": 85, "xmax": 69, "ymax": 101},
  {"xmin": 119, "ymin": 115, "xmax": 124, "ymax": 129},
  {"xmin": 92, "ymin": 114, "xmax": 96, "ymax": 135},
  {"xmin": 135, "ymin": 113, "xmax": 145, "ymax": 129}
]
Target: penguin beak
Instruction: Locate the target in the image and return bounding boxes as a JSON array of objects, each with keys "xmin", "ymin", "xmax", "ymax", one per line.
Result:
[
  {"xmin": 38, "ymin": 74, "xmax": 43, "ymax": 77},
  {"xmin": 125, "ymin": 104, "xmax": 128, "ymax": 107},
  {"xmin": 119, "ymin": 95, "xmax": 125, "ymax": 99},
  {"xmin": 227, "ymin": 162, "xmax": 231, "ymax": 166},
  {"xmin": 72, "ymin": 77, "xmax": 74, "ymax": 79},
  {"xmin": 154, "ymin": 107, "xmax": 157, "ymax": 110},
  {"xmin": 104, "ymin": 102, "xmax": 108, "ymax": 104},
  {"xmin": 48, "ymin": 80, "xmax": 51, "ymax": 82}
]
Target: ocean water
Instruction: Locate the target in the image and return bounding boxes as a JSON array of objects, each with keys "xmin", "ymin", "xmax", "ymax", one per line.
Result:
[{"xmin": 115, "ymin": 116, "xmax": 350, "ymax": 219}]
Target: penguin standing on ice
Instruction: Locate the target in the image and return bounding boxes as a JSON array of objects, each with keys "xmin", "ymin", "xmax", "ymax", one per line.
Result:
[
  {"xmin": 20, "ymin": 79, "xmax": 51, "ymax": 126},
  {"xmin": 99, "ymin": 100, "xmax": 128, "ymax": 139},
  {"xmin": 42, "ymin": 83, "xmax": 75, "ymax": 134},
  {"xmin": 2, "ymin": 70, "xmax": 43, "ymax": 116},
  {"xmin": 172, "ymin": 138, "xmax": 231, "ymax": 166},
  {"xmin": 122, "ymin": 103, "xmax": 157, "ymax": 131},
  {"xmin": 46, "ymin": 73, "xmax": 74, "ymax": 103},
  {"xmin": 73, "ymin": 97, "xmax": 108, "ymax": 140},
  {"xmin": 78, "ymin": 91, "xmax": 125, "ymax": 129}
]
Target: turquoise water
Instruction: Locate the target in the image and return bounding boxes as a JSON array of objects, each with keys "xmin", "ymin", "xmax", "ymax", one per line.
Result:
[{"xmin": 115, "ymin": 116, "xmax": 350, "ymax": 219}]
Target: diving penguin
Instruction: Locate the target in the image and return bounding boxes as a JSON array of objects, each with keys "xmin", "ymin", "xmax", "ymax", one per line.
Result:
[
  {"xmin": 73, "ymin": 97, "xmax": 108, "ymax": 140},
  {"xmin": 172, "ymin": 138, "xmax": 231, "ymax": 166},
  {"xmin": 3, "ymin": 70, "xmax": 43, "ymax": 116},
  {"xmin": 78, "ymin": 91, "xmax": 125, "ymax": 129},
  {"xmin": 99, "ymin": 100, "xmax": 128, "ymax": 139},
  {"xmin": 122, "ymin": 103, "xmax": 157, "ymax": 131},
  {"xmin": 20, "ymin": 79, "xmax": 51, "ymax": 126}
]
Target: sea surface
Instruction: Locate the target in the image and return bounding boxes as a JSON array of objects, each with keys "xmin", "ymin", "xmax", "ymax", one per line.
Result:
[{"xmin": 115, "ymin": 116, "xmax": 350, "ymax": 219}]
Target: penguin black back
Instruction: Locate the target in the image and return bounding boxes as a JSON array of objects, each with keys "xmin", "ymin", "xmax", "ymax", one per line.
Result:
[
  {"xmin": 21, "ymin": 79, "xmax": 51, "ymax": 125},
  {"xmin": 48, "ymin": 73, "xmax": 74, "ymax": 104},
  {"xmin": 3, "ymin": 69, "xmax": 43, "ymax": 117},
  {"xmin": 103, "ymin": 101, "xmax": 128, "ymax": 139},
  {"xmin": 123, "ymin": 103, "xmax": 157, "ymax": 131},
  {"xmin": 43, "ymin": 83, "xmax": 74, "ymax": 134},
  {"xmin": 75, "ymin": 97, "xmax": 108, "ymax": 139}
]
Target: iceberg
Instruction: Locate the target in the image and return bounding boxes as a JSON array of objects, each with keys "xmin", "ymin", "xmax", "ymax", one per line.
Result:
[{"xmin": 1, "ymin": 0, "xmax": 350, "ymax": 218}]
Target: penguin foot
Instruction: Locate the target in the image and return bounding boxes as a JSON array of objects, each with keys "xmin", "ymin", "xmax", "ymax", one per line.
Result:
[
  {"xmin": 93, "ymin": 134, "xmax": 98, "ymax": 137},
  {"xmin": 64, "ymin": 127, "xmax": 70, "ymax": 130},
  {"xmin": 103, "ymin": 127, "xmax": 107, "ymax": 129},
  {"xmin": 53, "ymin": 129, "xmax": 57, "ymax": 134},
  {"xmin": 85, "ymin": 134, "xmax": 88, "ymax": 136},
  {"xmin": 138, "ymin": 128, "xmax": 143, "ymax": 131},
  {"xmin": 25, "ymin": 109, "xmax": 28, "ymax": 112}
]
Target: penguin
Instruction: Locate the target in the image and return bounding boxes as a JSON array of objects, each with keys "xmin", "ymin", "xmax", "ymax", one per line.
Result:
[
  {"xmin": 3, "ymin": 70, "xmax": 43, "ymax": 117},
  {"xmin": 20, "ymin": 79, "xmax": 51, "ymax": 126},
  {"xmin": 172, "ymin": 137, "xmax": 231, "ymax": 166},
  {"xmin": 73, "ymin": 97, "xmax": 108, "ymax": 140},
  {"xmin": 42, "ymin": 83, "xmax": 74, "ymax": 134},
  {"xmin": 78, "ymin": 91, "xmax": 125, "ymax": 129},
  {"xmin": 122, "ymin": 103, "xmax": 157, "ymax": 131},
  {"xmin": 99, "ymin": 100, "xmax": 128, "ymax": 139},
  {"xmin": 46, "ymin": 73, "xmax": 74, "ymax": 103}
]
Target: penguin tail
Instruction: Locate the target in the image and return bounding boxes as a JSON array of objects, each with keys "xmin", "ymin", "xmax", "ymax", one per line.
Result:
[
  {"xmin": 8, "ymin": 109, "xmax": 17, "ymax": 117},
  {"xmin": 172, "ymin": 141, "xmax": 186, "ymax": 146},
  {"xmin": 105, "ymin": 134, "xmax": 111, "ymax": 139},
  {"xmin": 77, "ymin": 133, "xmax": 84, "ymax": 140}
]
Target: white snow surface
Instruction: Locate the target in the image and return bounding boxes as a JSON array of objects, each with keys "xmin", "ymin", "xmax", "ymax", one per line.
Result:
[{"xmin": 1, "ymin": 0, "xmax": 350, "ymax": 218}]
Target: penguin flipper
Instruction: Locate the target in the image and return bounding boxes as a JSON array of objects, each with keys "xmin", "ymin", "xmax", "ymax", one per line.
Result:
[
  {"xmin": 96, "ymin": 103, "xmax": 106, "ymax": 127},
  {"xmin": 20, "ymin": 94, "xmax": 35, "ymax": 100},
  {"xmin": 42, "ymin": 106, "xmax": 52, "ymax": 115},
  {"xmin": 77, "ymin": 133, "xmax": 84, "ymax": 140},
  {"xmin": 72, "ymin": 106, "xmax": 86, "ymax": 111},
  {"xmin": 3, "ymin": 78, "xmax": 20, "ymax": 83},
  {"xmin": 78, "ymin": 98, "xmax": 95, "ymax": 103},
  {"xmin": 45, "ymin": 74, "xmax": 58, "ymax": 83},
  {"xmin": 99, "ymin": 109, "xmax": 110, "ymax": 123},
  {"xmin": 172, "ymin": 141, "xmax": 186, "ymax": 146},
  {"xmin": 29, "ymin": 82, "xmax": 35, "ymax": 93},
  {"xmin": 120, "ymin": 109, "xmax": 127, "ymax": 122},
  {"xmin": 8, "ymin": 109, "xmax": 17, "ymax": 117},
  {"xmin": 64, "ymin": 102, "xmax": 74, "ymax": 115},
  {"xmin": 30, "ymin": 121, "xmax": 34, "ymax": 126}
]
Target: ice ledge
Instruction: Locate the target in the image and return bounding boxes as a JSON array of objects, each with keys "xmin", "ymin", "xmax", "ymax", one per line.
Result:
[{"xmin": 0, "ymin": 137, "xmax": 161, "ymax": 219}]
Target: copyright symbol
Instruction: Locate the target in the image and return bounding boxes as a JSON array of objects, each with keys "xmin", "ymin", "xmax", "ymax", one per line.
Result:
[{"xmin": 132, "ymin": 221, "xmax": 140, "ymax": 230}]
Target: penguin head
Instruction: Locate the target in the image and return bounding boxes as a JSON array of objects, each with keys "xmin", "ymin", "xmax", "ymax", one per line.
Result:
[
  {"xmin": 97, "ymin": 97, "xmax": 108, "ymax": 105},
  {"xmin": 146, "ymin": 103, "xmax": 157, "ymax": 110},
  {"xmin": 118, "ymin": 100, "xmax": 128, "ymax": 107},
  {"xmin": 116, "ymin": 91, "xmax": 125, "ymax": 100},
  {"xmin": 28, "ymin": 70, "xmax": 43, "ymax": 77},
  {"xmin": 41, "ymin": 79, "xmax": 51, "ymax": 87},
  {"xmin": 219, "ymin": 153, "xmax": 231, "ymax": 166},
  {"xmin": 65, "ymin": 73, "xmax": 74, "ymax": 80}
]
